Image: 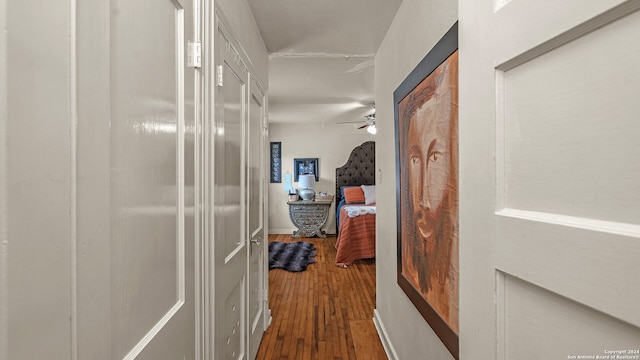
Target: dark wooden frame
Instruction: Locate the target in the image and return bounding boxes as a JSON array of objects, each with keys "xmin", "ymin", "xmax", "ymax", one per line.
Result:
[
  {"xmin": 393, "ymin": 22, "xmax": 459, "ymax": 359},
  {"xmin": 293, "ymin": 158, "xmax": 319, "ymax": 182}
]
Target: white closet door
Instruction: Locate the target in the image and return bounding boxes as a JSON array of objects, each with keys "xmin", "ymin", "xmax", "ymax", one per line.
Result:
[
  {"xmin": 460, "ymin": 1, "xmax": 640, "ymax": 359},
  {"xmin": 213, "ymin": 22, "xmax": 249, "ymax": 360},
  {"xmin": 76, "ymin": 0, "xmax": 199, "ymax": 358},
  {"xmin": 247, "ymin": 77, "xmax": 267, "ymax": 360}
]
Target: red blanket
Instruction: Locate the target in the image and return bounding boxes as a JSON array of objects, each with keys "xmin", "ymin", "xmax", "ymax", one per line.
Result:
[{"xmin": 335, "ymin": 206, "xmax": 376, "ymax": 267}]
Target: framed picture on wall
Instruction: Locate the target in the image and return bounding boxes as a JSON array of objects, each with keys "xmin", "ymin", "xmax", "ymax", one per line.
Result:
[
  {"xmin": 270, "ymin": 142, "xmax": 282, "ymax": 183},
  {"xmin": 293, "ymin": 158, "xmax": 319, "ymax": 182},
  {"xmin": 394, "ymin": 22, "xmax": 459, "ymax": 359}
]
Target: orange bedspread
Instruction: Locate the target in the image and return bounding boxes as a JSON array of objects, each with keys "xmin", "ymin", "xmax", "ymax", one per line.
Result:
[{"xmin": 335, "ymin": 206, "xmax": 376, "ymax": 268}]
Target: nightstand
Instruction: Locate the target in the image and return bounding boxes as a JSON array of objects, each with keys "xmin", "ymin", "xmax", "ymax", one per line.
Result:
[{"xmin": 287, "ymin": 199, "xmax": 333, "ymax": 238}]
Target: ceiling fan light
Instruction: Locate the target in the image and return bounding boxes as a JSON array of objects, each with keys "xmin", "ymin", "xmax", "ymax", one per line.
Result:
[{"xmin": 367, "ymin": 124, "xmax": 377, "ymax": 135}]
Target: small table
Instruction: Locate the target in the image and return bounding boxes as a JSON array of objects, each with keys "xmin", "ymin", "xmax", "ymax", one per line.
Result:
[{"xmin": 287, "ymin": 199, "xmax": 333, "ymax": 238}]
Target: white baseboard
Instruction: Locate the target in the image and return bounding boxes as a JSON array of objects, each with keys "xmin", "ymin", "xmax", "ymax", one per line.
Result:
[{"xmin": 373, "ymin": 309, "xmax": 399, "ymax": 360}]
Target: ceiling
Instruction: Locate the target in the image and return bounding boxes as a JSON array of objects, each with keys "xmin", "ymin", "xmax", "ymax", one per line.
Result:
[{"xmin": 246, "ymin": 0, "xmax": 403, "ymax": 125}]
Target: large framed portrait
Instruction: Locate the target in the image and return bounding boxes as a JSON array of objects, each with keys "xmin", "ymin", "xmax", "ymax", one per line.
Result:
[{"xmin": 393, "ymin": 22, "xmax": 459, "ymax": 359}]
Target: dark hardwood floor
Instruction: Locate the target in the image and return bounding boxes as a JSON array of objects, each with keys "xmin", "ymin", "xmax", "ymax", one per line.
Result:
[{"xmin": 256, "ymin": 234, "xmax": 387, "ymax": 360}]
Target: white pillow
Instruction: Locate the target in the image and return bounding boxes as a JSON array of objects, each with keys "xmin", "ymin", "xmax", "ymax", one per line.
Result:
[{"xmin": 360, "ymin": 185, "xmax": 376, "ymax": 205}]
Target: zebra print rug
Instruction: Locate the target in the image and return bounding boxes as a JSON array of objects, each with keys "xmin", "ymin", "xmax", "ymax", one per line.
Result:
[{"xmin": 268, "ymin": 241, "xmax": 317, "ymax": 272}]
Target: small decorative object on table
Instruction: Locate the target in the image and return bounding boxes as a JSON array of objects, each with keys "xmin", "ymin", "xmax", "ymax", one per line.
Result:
[
  {"xmin": 288, "ymin": 189, "xmax": 299, "ymax": 201},
  {"xmin": 298, "ymin": 174, "xmax": 316, "ymax": 201},
  {"xmin": 315, "ymin": 192, "xmax": 333, "ymax": 202}
]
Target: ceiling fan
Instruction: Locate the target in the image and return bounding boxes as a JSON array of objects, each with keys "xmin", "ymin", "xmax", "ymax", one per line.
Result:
[{"xmin": 337, "ymin": 104, "xmax": 376, "ymax": 134}]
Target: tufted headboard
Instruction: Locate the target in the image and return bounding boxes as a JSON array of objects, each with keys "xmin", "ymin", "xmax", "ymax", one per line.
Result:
[{"xmin": 335, "ymin": 141, "xmax": 376, "ymax": 206}]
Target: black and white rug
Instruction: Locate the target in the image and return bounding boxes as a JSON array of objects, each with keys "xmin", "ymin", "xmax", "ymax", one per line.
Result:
[{"xmin": 268, "ymin": 241, "xmax": 317, "ymax": 272}]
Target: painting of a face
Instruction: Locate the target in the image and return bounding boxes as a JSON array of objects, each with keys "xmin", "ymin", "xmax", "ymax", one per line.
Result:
[
  {"xmin": 394, "ymin": 24, "xmax": 459, "ymax": 358},
  {"xmin": 407, "ymin": 89, "xmax": 452, "ymax": 248},
  {"xmin": 398, "ymin": 50, "xmax": 458, "ymax": 334}
]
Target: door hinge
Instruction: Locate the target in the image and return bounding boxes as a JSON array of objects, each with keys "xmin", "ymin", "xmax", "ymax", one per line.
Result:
[
  {"xmin": 187, "ymin": 41, "xmax": 201, "ymax": 68},
  {"xmin": 216, "ymin": 65, "xmax": 224, "ymax": 87}
]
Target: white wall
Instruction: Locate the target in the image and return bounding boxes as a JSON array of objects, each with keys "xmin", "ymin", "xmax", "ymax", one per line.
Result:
[
  {"xmin": 373, "ymin": 0, "xmax": 458, "ymax": 359},
  {"xmin": 268, "ymin": 123, "xmax": 373, "ymax": 234},
  {"xmin": 216, "ymin": 0, "xmax": 269, "ymax": 85}
]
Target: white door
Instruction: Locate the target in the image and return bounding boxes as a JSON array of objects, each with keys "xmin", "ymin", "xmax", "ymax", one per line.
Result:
[
  {"xmin": 76, "ymin": 0, "xmax": 200, "ymax": 358},
  {"xmin": 213, "ymin": 23, "xmax": 249, "ymax": 360},
  {"xmin": 247, "ymin": 77, "xmax": 268, "ymax": 360},
  {"xmin": 460, "ymin": 1, "xmax": 640, "ymax": 359}
]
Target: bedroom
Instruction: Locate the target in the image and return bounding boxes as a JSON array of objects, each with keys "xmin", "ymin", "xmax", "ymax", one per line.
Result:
[
  {"xmin": 267, "ymin": 126, "xmax": 375, "ymax": 236},
  {"xmin": 257, "ymin": 0, "xmax": 390, "ymax": 240}
]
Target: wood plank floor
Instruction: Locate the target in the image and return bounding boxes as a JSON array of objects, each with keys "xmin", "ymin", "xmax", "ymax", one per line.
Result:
[{"xmin": 256, "ymin": 234, "xmax": 387, "ymax": 360}]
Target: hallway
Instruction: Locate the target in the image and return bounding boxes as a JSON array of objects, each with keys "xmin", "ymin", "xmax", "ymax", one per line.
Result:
[{"xmin": 257, "ymin": 235, "xmax": 386, "ymax": 359}]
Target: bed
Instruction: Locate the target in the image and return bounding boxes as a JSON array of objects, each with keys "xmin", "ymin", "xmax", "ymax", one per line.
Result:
[{"xmin": 334, "ymin": 141, "xmax": 376, "ymax": 268}]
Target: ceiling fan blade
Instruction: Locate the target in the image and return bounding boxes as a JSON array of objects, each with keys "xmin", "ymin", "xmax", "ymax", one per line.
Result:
[{"xmin": 357, "ymin": 123, "xmax": 369, "ymax": 129}]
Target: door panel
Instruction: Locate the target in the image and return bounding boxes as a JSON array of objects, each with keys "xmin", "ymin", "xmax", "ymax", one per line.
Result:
[
  {"xmin": 214, "ymin": 25, "xmax": 248, "ymax": 360},
  {"xmin": 247, "ymin": 78, "xmax": 267, "ymax": 360},
  {"xmin": 502, "ymin": 275, "xmax": 640, "ymax": 357},
  {"xmin": 110, "ymin": 0, "xmax": 189, "ymax": 356},
  {"xmin": 502, "ymin": 11, "xmax": 640, "ymax": 223},
  {"xmin": 460, "ymin": 0, "xmax": 640, "ymax": 358},
  {"xmin": 77, "ymin": 0, "xmax": 197, "ymax": 358}
]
